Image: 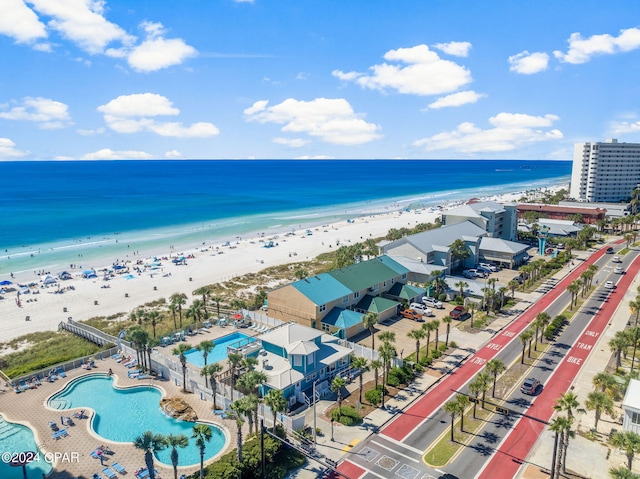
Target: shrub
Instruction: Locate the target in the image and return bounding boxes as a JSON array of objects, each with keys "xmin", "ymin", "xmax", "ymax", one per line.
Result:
[
  {"xmin": 331, "ymin": 405, "xmax": 362, "ymax": 426},
  {"xmin": 438, "ymin": 293, "xmax": 447, "ymax": 302},
  {"xmin": 386, "ymin": 373, "xmax": 400, "ymax": 387},
  {"xmin": 438, "ymin": 343, "xmax": 448, "ymax": 352},
  {"xmin": 431, "ymin": 349, "xmax": 442, "ymax": 359},
  {"xmin": 449, "ymin": 341, "xmax": 457, "ymax": 349},
  {"xmin": 365, "ymin": 388, "xmax": 382, "ymax": 406},
  {"xmin": 420, "ymin": 356, "xmax": 432, "ymax": 367}
]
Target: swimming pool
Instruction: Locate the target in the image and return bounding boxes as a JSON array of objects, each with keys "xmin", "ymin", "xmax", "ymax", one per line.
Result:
[
  {"xmin": 183, "ymin": 331, "xmax": 250, "ymax": 367},
  {"xmin": 0, "ymin": 416, "xmax": 52, "ymax": 479},
  {"xmin": 48, "ymin": 376, "xmax": 226, "ymax": 466}
]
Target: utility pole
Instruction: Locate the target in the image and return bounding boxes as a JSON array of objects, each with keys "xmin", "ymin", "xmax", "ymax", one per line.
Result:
[
  {"xmin": 260, "ymin": 419, "xmax": 266, "ymax": 479},
  {"xmin": 313, "ymin": 380, "xmax": 318, "ymax": 444}
]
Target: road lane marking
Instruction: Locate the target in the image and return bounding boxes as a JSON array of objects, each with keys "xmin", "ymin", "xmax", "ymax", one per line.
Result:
[
  {"xmin": 371, "ymin": 440, "xmax": 419, "ymax": 463},
  {"xmin": 377, "ymin": 434, "xmax": 424, "ymax": 455}
]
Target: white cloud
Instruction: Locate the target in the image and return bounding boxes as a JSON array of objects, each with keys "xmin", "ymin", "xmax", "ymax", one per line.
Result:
[
  {"xmin": 29, "ymin": 0, "xmax": 135, "ymax": 55},
  {"xmin": 413, "ymin": 112, "xmax": 563, "ymax": 153},
  {"xmin": 427, "ymin": 91, "xmax": 486, "ymax": 109},
  {"xmin": 554, "ymin": 27, "xmax": 640, "ymax": 64},
  {"xmin": 610, "ymin": 121, "xmax": 640, "ymax": 135},
  {"xmin": 165, "ymin": 149, "xmax": 183, "ymax": 158},
  {"xmin": 0, "ymin": 0, "xmax": 47, "ymax": 44},
  {"xmin": 97, "ymin": 93, "xmax": 219, "ymax": 137},
  {"xmin": 508, "ymin": 51, "xmax": 549, "ymax": 74},
  {"xmin": 0, "ymin": 97, "xmax": 72, "ymax": 129},
  {"xmin": 432, "ymin": 41, "xmax": 472, "ymax": 57},
  {"xmin": 244, "ymin": 97, "xmax": 382, "ymax": 145},
  {"xmin": 0, "ymin": 137, "xmax": 28, "ymax": 158},
  {"xmin": 81, "ymin": 148, "xmax": 154, "ymax": 160},
  {"xmin": 332, "ymin": 44, "xmax": 472, "ymax": 96},
  {"xmin": 77, "ymin": 128, "xmax": 105, "ymax": 136},
  {"xmin": 126, "ymin": 21, "xmax": 197, "ymax": 72},
  {"xmin": 295, "ymin": 155, "xmax": 334, "ymax": 160},
  {"xmin": 273, "ymin": 137, "xmax": 310, "ymax": 148}
]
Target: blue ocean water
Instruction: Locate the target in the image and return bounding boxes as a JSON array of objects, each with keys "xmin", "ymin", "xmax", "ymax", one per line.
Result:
[{"xmin": 0, "ymin": 159, "xmax": 571, "ymax": 276}]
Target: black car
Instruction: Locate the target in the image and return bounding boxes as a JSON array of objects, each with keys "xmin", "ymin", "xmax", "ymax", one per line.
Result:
[
  {"xmin": 521, "ymin": 377, "xmax": 541, "ymax": 395},
  {"xmin": 606, "ymin": 247, "xmax": 614, "ymax": 253}
]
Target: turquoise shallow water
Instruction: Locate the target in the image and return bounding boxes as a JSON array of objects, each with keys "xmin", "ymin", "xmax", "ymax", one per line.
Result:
[
  {"xmin": 0, "ymin": 159, "xmax": 571, "ymax": 278},
  {"xmin": 0, "ymin": 416, "xmax": 52, "ymax": 479},
  {"xmin": 48, "ymin": 375, "xmax": 226, "ymax": 467}
]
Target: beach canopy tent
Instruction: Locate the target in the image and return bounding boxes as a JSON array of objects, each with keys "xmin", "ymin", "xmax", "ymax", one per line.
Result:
[
  {"xmin": 82, "ymin": 270, "xmax": 97, "ymax": 279},
  {"xmin": 113, "ymin": 264, "xmax": 127, "ymax": 270},
  {"xmin": 42, "ymin": 275, "xmax": 57, "ymax": 284},
  {"xmin": 0, "ymin": 280, "xmax": 12, "ymax": 286},
  {"xmin": 58, "ymin": 271, "xmax": 72, "ymax": 280}
]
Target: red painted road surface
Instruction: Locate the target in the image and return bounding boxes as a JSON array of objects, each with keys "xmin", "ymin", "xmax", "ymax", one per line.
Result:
[
  {"xmin": 336, "ymin": 246, "xmax": 617, "ymax": 479},
  {"xmin": 478, "ymin": 251, "xmax": 640, "ymax": 478}
]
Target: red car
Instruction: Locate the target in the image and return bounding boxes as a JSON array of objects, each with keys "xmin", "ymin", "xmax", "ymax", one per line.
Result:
[{"xmin": 449, "ymin": 306, "xmax": 466, "ymax": 320}]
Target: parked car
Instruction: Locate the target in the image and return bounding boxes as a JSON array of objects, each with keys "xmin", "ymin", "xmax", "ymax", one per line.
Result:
[
  {"xmin": 400, "ymin": 309, "xmax": 422, "ymax": 321},
  {"xmin": 612, "ymin": 256, "xmax": 622, "ymax": 263},
  {"xmin": 463, "ymin": 269, "xmax": 484, "ymax": 279},
  {"xmin": 479, "ymin": 262, "xmax": 498, "ymax": 272},
  {"xmin": 520, "ymin": 377, "xmax": 541, "ymax": 395},
  {"xmin": 556, "ymin": 243, "xmax": 565, "ymax": 249},
  {"xmin": 476, "ymin": 265, "xmax": 492, "ymax": 274},
  {"xmin": 409, "ymin": 302, "xmax": 434, "ymax": 317},
  {"xmin": 423, "ymin": 297, "xmax": 444, "ymax": 309},
  {"xmin": 604, "ymin": 280, "xmax": 615, "ymax": 289},
  {"xmin": 614, "ymin": 266, "xmax": 624, "ymax": 274},
  {"xmin": 449, "ymin": 305, "xmax": 466, "ymax": 320}
]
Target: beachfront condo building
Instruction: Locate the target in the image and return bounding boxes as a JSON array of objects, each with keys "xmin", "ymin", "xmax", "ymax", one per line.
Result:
[
  {"xmin": 441, "ymin": 200, "xmax": 518, "ymax": 241},
  {"xmin": 570, "ymin": 139, "xmax": 640, "ymax": 202}
]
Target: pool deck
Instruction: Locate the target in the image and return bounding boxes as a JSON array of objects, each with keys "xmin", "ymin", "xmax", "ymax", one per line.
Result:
[{"xmin": 0, "ymin": 341, "xmax": 241, "ymax": 479}]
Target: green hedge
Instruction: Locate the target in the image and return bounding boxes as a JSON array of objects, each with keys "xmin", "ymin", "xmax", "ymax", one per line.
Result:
[
  {"xmin": 331, "ymin": 405, "xmax": 362, "ymax": 426},
  {"xmin": 365, "ymin": 388, "xmax": 382, "ymax": 406}
]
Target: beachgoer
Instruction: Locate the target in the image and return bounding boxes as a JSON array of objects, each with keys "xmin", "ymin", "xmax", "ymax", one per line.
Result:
[{"xmin": 108, "ymin": 368, "xmax": 113, "ymax": 376}]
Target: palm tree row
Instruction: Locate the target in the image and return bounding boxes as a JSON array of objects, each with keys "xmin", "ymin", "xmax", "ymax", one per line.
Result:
[
  {"xmin": 133, "ymin": 424, "xmax": 213, "ymax": 479},
  {"xmin": 407, "ymin": 319, "xmax": 444, "ymax": 364}
]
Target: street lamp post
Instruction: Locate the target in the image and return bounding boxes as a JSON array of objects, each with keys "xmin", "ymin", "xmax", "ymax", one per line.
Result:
[
  {"xmin": 330, "ymin": 418, "xmax": 335, "ymax": 442},
  {"xmin": 312, "ymin": 379, "xmax": 318, "ymax": 444}
]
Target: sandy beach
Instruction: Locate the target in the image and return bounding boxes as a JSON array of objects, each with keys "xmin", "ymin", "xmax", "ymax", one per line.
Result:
[{"xmin": 0, "ymin": 186, "xmax": 565, "ymax": 345}]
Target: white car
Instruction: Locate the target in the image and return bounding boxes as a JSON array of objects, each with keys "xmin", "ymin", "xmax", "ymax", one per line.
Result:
[
  {"xmin": 614, "ymin": 266, "xmax": 624, "ymax": 274},
  {"xmin": 479, "ymin": 262, "xmax": 498, "ymax": 272},
  {"xmin": 422, "ymin": 297, "xmax": 444, "ymax": 309},
  {"xmin": 612, "ymin": 256, "xmax": 622, "ymax": 263},
  {"xmin": 410, "ymin": 302, "xmax": 434, "ymax": 317},
  {"xmin": 604, "ymin": 281, "xmax": 615, "ymax": 289}
]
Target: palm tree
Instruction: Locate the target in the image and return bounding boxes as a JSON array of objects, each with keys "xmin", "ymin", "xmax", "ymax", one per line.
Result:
[
  {"xmin": 240, "ymin": 395, "xmax": 258, "ymax": 436},
  {"xmin": 549, "ymin": 415, "xmax": 573, "ymax": 478},
  {"xmin": 468, "ymin": 379, "xmax": 482, "ymax": 419},
  {"xmin": 264, "ymin": 389, "xmax": 287, "ymax": 430},
  {"xmin": 519, "ymin": 329, "xmax": 533, "ymax": 364},
  {"xmin": 192, "ymin": 424, "xmax": 212, "ymax": 479},
  {"xmin": 331, "ymin": 376, "xmax": 347, "ymax": 417},
  {"xmin": 164, "ymin": 434, "xmax": 189, "ymax": 479},
  {"xmin": 236, "ymin": 370, "xmax": 267, "ymax": 433},
  {"xmin": 195, "ymin": 340, "xmax": 215, "ymax": 386},
  {"xmin": 170, "ymin": 293, "xmax": 187, "ymax": 328},
  {"xmin": 379, "ymin": 331, "xmax": 396, "ymax": 345},
  {"xmin": 229, "ymin": 399, "xmax": 246, "ymax": 463},
  {"xmin": 585, "ymin": 390, "xmax": 615, "ymax": 430},
  {"xmin": 362, "ymin": 312, "xmax": 378, "ymax": 350},
  {"xmin": 227, "ymin": 352, "xmax": 243, "ymax": 401},
  {"xmin": 486, "ymin": 359, "xmax": 506, "ymax": 398},
  {"xmin": 370, "ymin": 359, "xmax": 383, "ymax": 389},
  {"xmin": 211, "ymin": 295, "xmax": 224, "ymax": 317},
  {"xmin": 443, "ymin": 398, "xmax": 459, "ymax": 442},
  {"xmin": 536, "ymin": 312, "xmax": 551, "ymax": 344},
  {"xmin": 422, "ymin": 321, "xmax": 435, "ymax": 356},
  {"xmin": 474, "ymin": 371, "xmax": 492, "ymax": 409},
  {"xmin": 609, "ymin": 465, "xmax": 640, "ymax": 478},
  {"xmin": 133, "ymin": 431, "xmax": 166, "ymax": 479},
  {"xmin": 498, "ymin": 286, "xmax": 509, "ymax": 309},
  {"xmin": 430, "ymin": 320, "xmax": 441, "ymax": 350},
  {"xmin": 611, "ymin": 431, "xmax": 640, "ymax": 470},
  {"xmin": 630, "ymin": 298, "xmax": 640, "ymax": 327},
  {"xmin": 593, "ymin": 372, "xmax": 620, "ymax": 399},
  {"xmin": 201, "ymin": 363, "xmax": 224, "ymax": 410},
  {"xmin": 454, "ymin": 280, "xmax": 468, "ymax": 298},
  {"xmin": 168, "ymin": 302, "xmax": 178, "ymax": 330},
  {"xmin": 456, "ymin": 394, "xmax": 469, "ymax": 433},
  {"xmin": 378, "ymin": 342, "xmax": 396, "ymax": 408},
  {"xmin": 407, "ymin": 328, "xmax": 426, "ymax": 363},
  {"xmin": 172, "ymin": 343, "xmax": 191, "ymax": 392},
  {"xmin": 351, "ymin": 356, "xmax": 369, "ymax": 404},
  {"xmin": 442, "ymin": 316, "xmax": 453, "ymax": 347},
  {"xmin": 508, "ymin": 280, "xmax": 519, "ymax": 300},
  {"xmin": 194, "ymin": 286, "xmax": 211, "ymax": 317},
  {"xmin": 128, "ymin": 326, "xmax": 150, "ymax": 371},
  {"xmin": 449, "ymin": 239, "xmax": 470, "ymax": 273},
  {"xmin": 554, "ymin": 391, "xmax": 584, "ymax": 472},
  {"xmin": 610, "ymin": 331, "xmax": 629, "ymax": 370},
  {"xmin": 567, "ymin": 280, "xmax": 581, "ymax": 310},
  {"xmin": 147, "ymin": 310, "xmax": 161, "ymax": 338}
]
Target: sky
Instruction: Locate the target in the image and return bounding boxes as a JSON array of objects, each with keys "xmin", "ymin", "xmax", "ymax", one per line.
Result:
[{"xmin": 0, "ymin": 0, "xmax": 639, "ymax": 161}]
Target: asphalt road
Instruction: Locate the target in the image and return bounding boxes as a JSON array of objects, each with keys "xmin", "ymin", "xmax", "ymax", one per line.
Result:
[{"xmin": 337, "ymin": 243, "xmax": 637, "ymax": 479}]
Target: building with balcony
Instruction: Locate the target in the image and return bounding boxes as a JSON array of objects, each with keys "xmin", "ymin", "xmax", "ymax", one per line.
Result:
[
  {"xmin": 442, "ymin": 200, "xmax": 518, "ymax": 241},
  {"xmin": 570, "ymin": 139, "xmax": 640, "ymax": 203}
]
